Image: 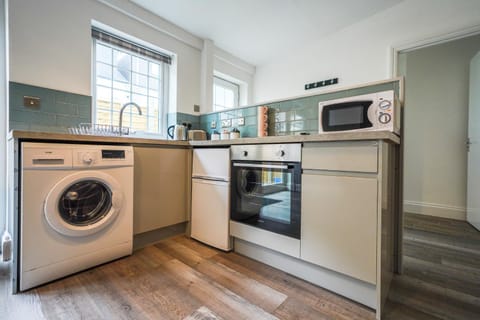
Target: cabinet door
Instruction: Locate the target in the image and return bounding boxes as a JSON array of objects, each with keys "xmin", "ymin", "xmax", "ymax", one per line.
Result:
[
  {"xmin": 301, "ymin": 174, "xmax": 377, "ymax": 284},
  {"xmin": 133, "ymin": 147, "xmax": 189, "ymax": 234},
  {"xmin": 191, "ymin": 179, "xmax": 231, "ymax": 250}
]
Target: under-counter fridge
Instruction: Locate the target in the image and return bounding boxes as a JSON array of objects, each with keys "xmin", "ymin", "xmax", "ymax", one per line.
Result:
[{"xmin": 191, "ymin": 148, "xmax": 232, "ymax": 251}]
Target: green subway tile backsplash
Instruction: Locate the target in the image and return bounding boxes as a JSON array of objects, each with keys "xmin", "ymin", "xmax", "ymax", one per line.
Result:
[
  {"xmin": 198, "ymin": 80, "xmax": 399, "ymax": 137},
  {"xmin": 10, "ymin": 80, "xmax": 399, "ymax": 137},
  {"xmin": 9, "ymin": 82, "xmax": 91, "ymax": 132}
]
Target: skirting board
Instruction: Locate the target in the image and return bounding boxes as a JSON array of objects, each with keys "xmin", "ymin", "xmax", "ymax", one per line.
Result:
[
  {"xmin": 234, "ymin": 238, "xmax": 377, "ymax": 309},
  {"xmin": 403, "ymin": 200, "xmax": 466, "ymax": 221}
]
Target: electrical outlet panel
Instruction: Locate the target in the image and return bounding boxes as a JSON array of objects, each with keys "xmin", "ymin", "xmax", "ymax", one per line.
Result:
[
  {"xmin": 237, "ymin": 117, "xmax": 245, "ymax": 126},
  {"xmin": 221, "ymin": 119, "xmax": 231, "ymax": 128},
  {"xmin": 304, "ymin": 78, "xmax": 338, "ymax": 90},
  {"xmin": 24, "ymin": 96, "xmax": 40, "ymax": 108},
  {"xmin": 210, "ymin": 120, "xmax": 217, "ymax": 129}
]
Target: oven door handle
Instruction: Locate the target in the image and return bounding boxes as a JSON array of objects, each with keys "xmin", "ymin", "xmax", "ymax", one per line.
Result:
[{"xmin": 232, "ymin": 163, "xmax": 289, "ymax": 170}]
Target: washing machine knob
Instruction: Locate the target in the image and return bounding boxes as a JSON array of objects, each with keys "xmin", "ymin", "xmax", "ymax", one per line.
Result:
[{"xmin": 83, "ymin": 153, "xmax": 93, "ymax": 165}]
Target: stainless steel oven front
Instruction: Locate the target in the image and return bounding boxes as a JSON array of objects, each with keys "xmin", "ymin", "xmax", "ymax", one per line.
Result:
[{"xmin": 230, "ymin": 144, "xmax": 301, "ymax": 239}]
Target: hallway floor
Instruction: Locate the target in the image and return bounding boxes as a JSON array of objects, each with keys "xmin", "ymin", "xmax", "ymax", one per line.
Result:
[{"xmin": 385, "ymin": 212, "xmax": 480, "ymax": 319}]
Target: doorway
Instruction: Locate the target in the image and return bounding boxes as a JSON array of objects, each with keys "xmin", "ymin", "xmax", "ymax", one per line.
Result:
[{"xmin": 387, "ymin": 34, "xmax": 480, "ymax": 319}]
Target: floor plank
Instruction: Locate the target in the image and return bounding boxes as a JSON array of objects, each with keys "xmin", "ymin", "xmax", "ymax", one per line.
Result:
[
  {"xmin": 8, "ymin": 216, "xmax": 478, "ymax": 320},
  {"xmin": 386, "ymin": 212, "xmax": 480, "ymax": 320},
  {"xmin": 2, "ymin": 236, "xmax": 376, "ymax": 320}
]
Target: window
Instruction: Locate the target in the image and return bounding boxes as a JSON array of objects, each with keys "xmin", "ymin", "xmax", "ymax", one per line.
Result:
[
  {"xmin": 213, "ymin": 76, "xmax": 239, "ymax": 111},
  {"xmin": 92, "ymin": 28, "xmax": 171, "ymax": 134}
]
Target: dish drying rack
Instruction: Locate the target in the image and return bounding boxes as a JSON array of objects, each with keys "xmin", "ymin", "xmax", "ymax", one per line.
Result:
[{"xmin": 68, "ymin": 123, "xmax": 131, "ymax": 136}]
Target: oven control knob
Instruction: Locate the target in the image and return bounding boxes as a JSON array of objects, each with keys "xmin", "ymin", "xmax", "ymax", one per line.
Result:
[
  {"xmin": 277, "ymin": 150, "xmax": 285, "ymax": 157},
  {"xmin": 243, "ymin": 151, "xmax": 248, "ymax": 157},
  {"xmin": 378, "ymin": 113, "xmax": 392, "ymax": 124}
]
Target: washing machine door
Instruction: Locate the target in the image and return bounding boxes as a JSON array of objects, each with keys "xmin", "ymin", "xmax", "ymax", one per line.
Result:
[{"xmin": 44, "ymin": 171, "xmax": 124, "ymax": 237}]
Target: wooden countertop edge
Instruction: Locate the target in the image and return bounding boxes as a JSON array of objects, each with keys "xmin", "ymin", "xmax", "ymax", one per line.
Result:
[{"xmin": 10, "ymin": 130, "xmax": 400, "ymax": 146}]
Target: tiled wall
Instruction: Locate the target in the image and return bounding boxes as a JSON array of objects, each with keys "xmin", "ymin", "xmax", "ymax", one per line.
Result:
[
  {"xmin": 9, "ymin": 80, "xmax": 399, "ymax": 138},
  {"xmin": 168, "ymin": 112, "xmax": 201, "ymax": 130},
  {"xmin": 9, "ymin": 82, "xmax": 91, "ymax": 132},
  {"xmin": 198, "ymin": 81, "xmax": 400, "ymax": 138}
]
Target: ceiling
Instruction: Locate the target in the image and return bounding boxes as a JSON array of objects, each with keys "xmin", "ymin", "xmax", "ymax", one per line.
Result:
[{"xmin": 130, "ymin": 0, "xmax": 403, "ymax": 66}]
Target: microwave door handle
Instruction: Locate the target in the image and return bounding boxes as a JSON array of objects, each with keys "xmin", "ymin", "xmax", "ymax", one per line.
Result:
[
  {"xmin": 367, "ymin": 102, "xmax": 377, "ymax": 127},
  {"xmin": 233, "ymin": 163, "xmax": 289, "ymax": 170}
]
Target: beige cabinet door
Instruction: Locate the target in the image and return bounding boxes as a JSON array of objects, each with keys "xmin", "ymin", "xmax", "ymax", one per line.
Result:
[
  {"xmin": 133, "ymin": 146, "xmax": 189, "ymax": 234},
  {"xmin": 301, "ymin": 174, "xmax": 377, "ymax": 284}
]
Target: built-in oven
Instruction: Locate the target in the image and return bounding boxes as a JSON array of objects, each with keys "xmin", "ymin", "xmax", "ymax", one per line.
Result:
[{"xmin": 230, "ymin": 144, "xmax": 301, "ymax": 239}]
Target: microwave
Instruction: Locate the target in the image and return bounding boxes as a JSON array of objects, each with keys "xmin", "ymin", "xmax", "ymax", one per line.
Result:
[{"xmin": 318, "ymin": 90, "xmax": 400, "ymax": 134}]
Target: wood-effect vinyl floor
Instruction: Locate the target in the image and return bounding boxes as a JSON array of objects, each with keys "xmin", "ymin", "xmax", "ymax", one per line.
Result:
[
  {"xmin": 1, "ymin": 235, "xmax": 375, "ymax": 320},
  {"xmin": 384, "ymin": 212, "xmax": 480, "ymax": 320}
]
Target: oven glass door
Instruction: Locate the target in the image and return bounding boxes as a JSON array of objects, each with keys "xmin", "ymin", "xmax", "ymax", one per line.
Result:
[
  {"xmin": 322, "ymin": 100, "xmax": 373, "ymax": 131},
  {"xmin": 231, "ymin": 161, "xmax": 301, "ymax": 239}
]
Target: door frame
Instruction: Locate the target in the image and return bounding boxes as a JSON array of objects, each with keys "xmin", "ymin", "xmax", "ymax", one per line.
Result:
[{"xmin": 389, "ymin": 24, "xmax": 480, "ymax": 273}]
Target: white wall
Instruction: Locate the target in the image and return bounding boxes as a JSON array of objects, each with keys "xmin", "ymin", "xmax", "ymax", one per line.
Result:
[
  {"xmin": 253, "ymin": 0, "xmax": 480, "ymax": 103},
  {"xmin": 9, "ymin": 0, "xmax": 202, "ymax": 114},
  {"xmin": 401, "ymin": 35, "xmax": 480, "ymax": 220},
  {"xmin": 0, "ymin": 0, "xmax": 7, "ymax": 238}
]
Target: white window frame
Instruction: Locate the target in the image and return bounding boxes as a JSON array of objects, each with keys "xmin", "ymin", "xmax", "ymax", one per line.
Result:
[
  {"xmin": 213, "ymin": 76, "xmax": 240, "ymax": 111},
  {"xmin": 92, "ymin": 38, "xmax": 170, "ymax": 135}
]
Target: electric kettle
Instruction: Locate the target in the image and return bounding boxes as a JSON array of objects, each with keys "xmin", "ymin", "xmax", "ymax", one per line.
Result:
[{"xmin": 167, "ymin": 124, "xmax": 187, "ymax": 140}]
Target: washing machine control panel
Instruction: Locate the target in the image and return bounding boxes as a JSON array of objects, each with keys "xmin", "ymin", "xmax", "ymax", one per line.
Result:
[{"xmin": 73, "ymin": 147, "xmax": 134, "ymax": 168}]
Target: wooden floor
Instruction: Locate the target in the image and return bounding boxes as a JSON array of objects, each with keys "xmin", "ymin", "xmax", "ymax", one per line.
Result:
[
  {"xmin": 3, "ymin": 213, "xmax": 479, "ymax": 319},
  {"xmin": 1, "ymin": 235, "xmax": 375, "ymax": 320},
  {"xmin": 384, "ymin": 212, "xmax": 480, "ymax": 320}
]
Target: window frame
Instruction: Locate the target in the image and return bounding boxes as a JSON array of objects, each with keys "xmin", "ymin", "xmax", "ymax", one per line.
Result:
[
  {"xmin": 213, "ymin": 76, "xmax": 240, "ymax": 111},
  {"xmin": 92, "ymin": 37, "xmax": 170, "ymax": 135}
]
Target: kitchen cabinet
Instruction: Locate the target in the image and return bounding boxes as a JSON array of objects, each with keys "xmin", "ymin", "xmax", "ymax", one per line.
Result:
[
  {"xmin": 300, "ymin": 140, "xmax": 399, "ymax": 318},
  {"xmin": 301, "ymin": 141, "xmax": 379, "ymax": 283},
  {"xmin": 301, "ymin": 174, "xmax": 377, "ymax": 284},
  {"xmin": 133, "ymin": 146, "xmax": 191, "ymax": 234}
]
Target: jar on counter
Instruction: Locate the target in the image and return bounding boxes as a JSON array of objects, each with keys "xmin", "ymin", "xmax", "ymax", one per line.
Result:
[{"xmin": 230, "ymin": 128, "xmax": 240, "ymax": 139}]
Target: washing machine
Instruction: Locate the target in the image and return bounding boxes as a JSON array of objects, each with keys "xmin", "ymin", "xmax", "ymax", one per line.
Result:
[{"xmin": 19, "ymin": 142, "xmax": 134, "ymax": 291}]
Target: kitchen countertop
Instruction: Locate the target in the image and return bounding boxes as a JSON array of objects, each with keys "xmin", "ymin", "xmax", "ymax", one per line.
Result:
[{"xmin": 10, "ymin": 130, "xmax": 400, "ymax": 146}]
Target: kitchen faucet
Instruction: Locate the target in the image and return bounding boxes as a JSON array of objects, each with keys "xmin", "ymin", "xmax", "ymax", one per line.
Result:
[{"xmin": 119, "ymin": 102, "xmax": 142, "ymax": 135}]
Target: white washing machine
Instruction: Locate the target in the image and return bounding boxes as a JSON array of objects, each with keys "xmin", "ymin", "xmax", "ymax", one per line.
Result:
[{"xmin": 19, "ymin": 142, "xmax": 134, "ymax": 291}]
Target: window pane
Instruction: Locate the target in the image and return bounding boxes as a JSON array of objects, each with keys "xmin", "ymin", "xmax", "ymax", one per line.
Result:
[
  {"xmin": 148, "ymin": 77, "xmax": 159, "ymax": 98},
  {"xmin": 148, "ymin": 116, "xmax": 158, "ymax": 132},
  {"xmin": 96, "ymin": 86, "xmax": 111, "ymax": 107},
  {"xmin": 96, "ymin": 62, "xmax": 112, "ymax": 87},
  {"xmin": 149, "ymin": 62, "xmax": 160, "ymax": 77},
  {"xmin": 96, "ymin": 108, "xmax": 111, "ymax": 125},
  {"xmin": 131, "ymin": 94, "xmax": 147, "ymax": 113},
  {"xmin": 96, "ymin": 43, "xmax": 112, "ymax": 64},
  {"xmin": 113, "ymin": 50, "xmax": 131, "ymax": 71},
  {"xmin": 213, "ymin": 76, "xmax": 240, "ymax": 111},
  {"xmin": 94, "ymin": 40, "xmax": 168, "ymax": 134},
  {"xmin": 132, "ymin": 56, "xmax": 148, "ymax": 75},
  {"xmin": 113, "ymin": 67, "xmax": 131, "ymax": 91},
  {"xmin": 132, "ymin": 72, "xmax": 148, "ymax": 95},
  {"xmin": 225, "ymin": 89, "xmax": 234, "ymax": 108},
  {"xmin": 148, "ymin": 98, "xmax": 159, "ymax": 117},
  {"xmin": 112, "ymin": 90, "xmax": 131, "ymax": 112}
]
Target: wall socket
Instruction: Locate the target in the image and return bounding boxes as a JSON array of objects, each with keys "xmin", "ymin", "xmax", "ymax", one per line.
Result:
[
  {"xmin": 193, "ymin": 104, "xmax": 200, "ymax": 112},
  {"xmin": 210, "ymin": 120, "xmax": 216, "ymax": 129},
  {"xmin": 221, "ymin": 119, "xmax": 231, "ymax": 128},
  {"xmin": 24, "ymin": 96, "xmax": 40, "ymax": 108},
  {"xmin": 237, "ymin": 117, "xmax": 245, "ymax": 126}
]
